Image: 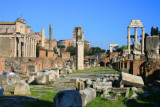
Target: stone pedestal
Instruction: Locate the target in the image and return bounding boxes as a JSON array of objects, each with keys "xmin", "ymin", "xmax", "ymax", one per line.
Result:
[
  {"xmin": 47, "ymin": 50, "xmax": 53, "ymax": 58},
  {"xmin": 39, "ymin": 49, "xmax": 46, "ymax": 57}
]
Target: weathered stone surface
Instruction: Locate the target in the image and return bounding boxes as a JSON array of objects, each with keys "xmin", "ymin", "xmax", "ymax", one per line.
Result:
[
  {"xmin": 125, "ymin": 88, "xmax": 130, "ymax": 98},
  {"xmin": 14, "ymin": 81, "xmax": 31, "ymax": 95},
  {"xmin": 101, "ymin": 90, "xmax": 110, "ymax": 98},
  {"xmin": 60, "ymin": 68, "xmax": 72, "ymax": 74},
  {"xmin": 27, "ymin": 65, "xmax": 37, "ymax": 74},
  {"xmin": 35, "ymin": 69, "xmax": 59, "ymax": 85},
  {"xmin": 146, "ymin": 36, "xmax": 159, "ymax": 59},
  {"xmin": 35, "ymin": 74, "xmax": 48, "ymax": 85},
  {"xmin": 0, "ymin": 74, "xmax": 20, "ymax": 86},
  {"xmin": 27, "ymin": 75, "xmax": 35, "ymax": 84},
  {"xmin": 0, "ymin": 87, "xmax": 4, "ymax": 97},
  {"xmin": 54, "ymin": 90, "xmax": 82, "ymax": 107},
  {"xmin": 120, "ymin": 72, "xmax": 144, "ymax": 88},
  {"xmin": 80, "ymin": 88, "xmax": 96, "ymax": 106}
]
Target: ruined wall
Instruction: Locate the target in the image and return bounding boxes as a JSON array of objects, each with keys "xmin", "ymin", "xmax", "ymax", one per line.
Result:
[
  {"xmin": 39, "ymin": 49, "xmax": 46, "ymax": 57},
  {"xmin": 47, "ymin": 51, "xmax": 53, "ymax": 58},
  {"xmin": 62, "ymin": 52, "xmax": 70, "ymax": 60},
  {"xmin": 132, "ymin": 60, "xmax": 145, "ymax": 76},
  {"xmin": 0, "ymin": 24, "xmax": 16, "ymax": 34}
]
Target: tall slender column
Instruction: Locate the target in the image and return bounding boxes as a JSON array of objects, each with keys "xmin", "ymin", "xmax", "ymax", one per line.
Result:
[
  {"xmin": 24, "ymin": 36, "xmax": 26, "ymax": 57},
  {"xmin": 32, "ymin": 39, "xmax": 34, "ymax": 57},
  {"xmin": 14, "ymin": 37, "xmax": 17, "ymax": 57},
  {"xmin": 49, "ymin": 24, "xmax": 52, "ymax": 50},
  {"xmin": 18, "ymin": 38, "xmax": 21, "ymax": 57},
  {"xmin": 142, "ymin": 27, "xmax": 145, "ymax": 54},
  {"xmin": 127, "ymin": 27, "xmax": 131, "ymax": 54},
  {"xmin": 28, "ymin": 37, "xmax": 31, "ymax": 57},
  {"xmin": 34, "ymin": 39, "xmax": 37, "ymax": 57},
  {"xmin": 135, "ymin": 27, "xmax": 138, "ymax": 43},
  {"xmin": 41, "ymin": 29, "xmax": 45, "ymax": 47},
  {"xmin": 26, "ymin": 37, "xmax": 28, "ymax": 57},
  {"xmin": 31, "ymin": 38, "xmax": 33, "ymax": 57}
]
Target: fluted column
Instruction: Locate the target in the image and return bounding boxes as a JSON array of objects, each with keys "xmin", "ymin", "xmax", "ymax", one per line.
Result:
[
  {"xmin": 23, "ymin": 36, "xmax": 26, "ymax": 57},
  {"xmin": 26, "ymin": 37, "xmax": 28, "ymax": 57},
  {"xmin": 32, "ymin": 39, "xmax": 34, "ymax": 57},
  {"xmin": 142, "ymin": 27, "xmax": 145, "ymax": 54},
  {"xmin": 18, "ymin": 38, "xmax": 21, "ymax": 57},
  {"xmin": 31, "ymin": 38, "xmax": 33, "ymax": 57},
  {"xmin": 34, "ymin": 39, "xmax": 37, "ymax": 57},
  {"xmin": 28, "ymin": 37, "xmax": 31, "ymax": 57},
  {"xmin": 14, "ymin": 37, "xmax": 17, "ymax": 57},
  {"xmin": 127, "ymin": 27, "xmax": 131, "ymax": 54},
  {"xmin": 135, "ymin": 27, "xmax": 138, "ymax": 43}
]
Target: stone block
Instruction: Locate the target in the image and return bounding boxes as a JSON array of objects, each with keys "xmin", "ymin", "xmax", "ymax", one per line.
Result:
[
  {"xmin": 80, "ymin": 88, "xmax": 96, "ymax": 106},
  {"xmin": 54, "ymin": 90, "xmax": 82, "ymax": 107},
  {"xmin": 27, "ymin": 65, "xmax": 37, "ymax": 74},
  {"xmin": 14, "ymin": 81, "xmax": 31, "ymax": 95},
  {"xmin": 121, "ymin": 72, "xmax": 144, "ymax": 88}
]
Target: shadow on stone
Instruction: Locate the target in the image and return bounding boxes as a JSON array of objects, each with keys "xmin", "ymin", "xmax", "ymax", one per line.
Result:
[{"xmin": 0, "ymin": 96, "xmax": 53, "ymax": 107}]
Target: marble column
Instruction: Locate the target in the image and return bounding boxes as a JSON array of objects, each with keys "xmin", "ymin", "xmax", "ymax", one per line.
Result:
[
  {"xmin": 49, "ymin": 24, "xmax": 52, "ymax": 50},
  {"xmin": 127, "ymin": 27, "xmax": 131, "ymax": 54},
  {"xmin": 31, "ymin": 38, "xmax": 33, "ymax": 57},
  {"xmin": 134, "ymin": 27, "xmax": 138, "ymax": 43},
  {"xmin": 23, "ymin": 36, "xmax": 26, "ymax": 57},
  {"xmin": 142, "ymin": 27, "xmax": 145, "ymax": 54},
  {"xmin": 28, "ymin": 37, "xmax": 31, "ymax": 57},
  {"xmin": 41, "ymin": 29, "xmax": 45, "ymax": 47},
  {"xmin": 14, "ymin": 37, "xmax": 17, "ymax": 57},
  {"xmin": 26, "ymin": 37, "xmax": 28, "ymax": 57},
  {"xmin": 32, "ymin": 39, "xmax": 34, "ymax": 57},
  {"xmin": 18, "ymin": 38, "xmax": 21, "ymax": 57},
  {"xmin": 34, "ymin": 39, "xmax": 37, "ymax": 57}
]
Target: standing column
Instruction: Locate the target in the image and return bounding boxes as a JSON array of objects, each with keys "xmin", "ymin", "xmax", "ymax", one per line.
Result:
[
  {"xmin": 23, "ymin": 36, "xmax": 26, "ymax": 57},
  {"xmin": 14, "ymin": 37, "xmax": 17, "ymax": 57},
  {"xmin": 142, "ymin": 27, "xmax": 145, "ymax": 54},
  {"xmin": 18, "ymin": 38, "xmax": 22, "ymax": 57},
  {"xmin": 26, "ymin": 37, "xmax": 28, "ymax": 57},
  {"xmin": 31, "ymin": 38, "xmax": 33, "ymax": 57},
  {"xmin": 127, "ymin": 27, "xmax": 131, "ymax": 54},
  {"xmin": 49, "ymin": 24, "xmax": 52, "ymax": 50},
  {"xmin": 135, "ymin": 27, "xmax": 138, "ymax": 43},
  {"xmin": 41, "ymin": 29, "xmax": 45, "ymax": 47},
  {"xmin": 34, "ymin": 39, "xmax": 37, "ymax": 57},
  {"xmin": 28, "ymin": 37, "xmax": 31, "ymax": 57},
  {"xmin": 32, "ymin": 39, "xmax": 34, "ymax": 57}
]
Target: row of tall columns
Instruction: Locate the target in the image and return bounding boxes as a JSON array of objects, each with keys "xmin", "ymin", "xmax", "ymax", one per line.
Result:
[
  {"xmin": 14, "ymin": 36, "xmax": 36, "ymax": 57},
  {"xmin": 127, "ymin": 27, "xmax": 145, "ymax": 54}
]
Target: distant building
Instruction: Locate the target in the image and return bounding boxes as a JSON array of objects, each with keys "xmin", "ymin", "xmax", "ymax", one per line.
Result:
[{"xmin": 0, "ymin": 18, "xmax": 36, "ymax": 57}]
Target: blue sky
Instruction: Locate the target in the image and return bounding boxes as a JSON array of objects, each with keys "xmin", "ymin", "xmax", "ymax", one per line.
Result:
[{"xmin": 0, "ymin": 0, "xmax": 160, "ymax": 50}]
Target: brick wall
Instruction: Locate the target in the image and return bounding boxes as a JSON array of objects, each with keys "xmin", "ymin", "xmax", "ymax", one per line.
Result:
[
  {"xmin": 62, "ymin": 52, "xmax": 70, "ymax": 60},
  {"xmin": 132, "ymin": 60, "xmax": 145, "ymax": 76},
  {"xmin": 39, "ymin": 49, "xmax": 46, "ymax": 57},
  {"xmin": 47, "ymin": 50, "xmax": 53, "ymax": 58}
]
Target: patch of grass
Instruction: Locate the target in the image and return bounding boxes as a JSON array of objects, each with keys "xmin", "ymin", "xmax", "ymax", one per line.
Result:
[
  {"xmin": 87, "ymin": 90, "xmax": 155, "ymax": 107},
  {"xmin": 27, "ymin": 91, "xmax": 58, "ymax": 107},
  {"xmin": 72, "ymin": 67, "xmax": 120, "ymax": 74}
]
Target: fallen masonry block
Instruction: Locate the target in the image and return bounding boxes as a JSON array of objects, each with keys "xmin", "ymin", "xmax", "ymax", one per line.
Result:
[
  {"xmin": 54, "ymin": 90, "xmax": 82, "ymax": 107},
  {"xmin": 120, "ymin": 72, "xmax": 144, "ymax": 88},
  {"xmin": 80, "ymin": 88, "xmax": 96, "ymax": 106}
]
